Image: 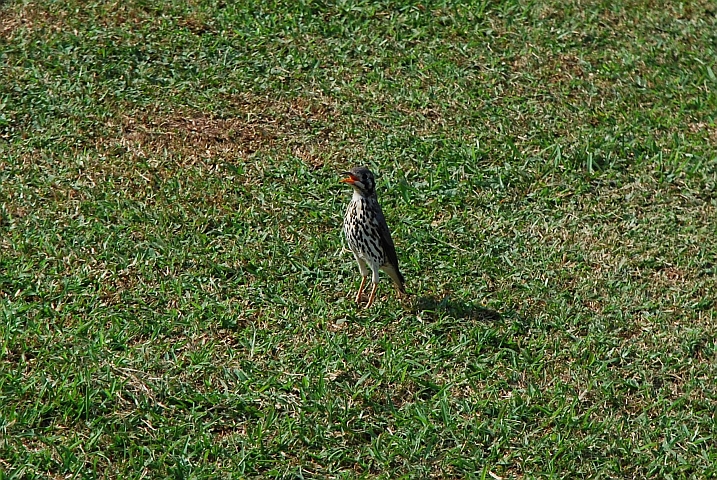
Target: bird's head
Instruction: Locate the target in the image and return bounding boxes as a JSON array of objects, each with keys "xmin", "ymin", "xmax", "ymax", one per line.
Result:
[{"xmin": 340, "ymin": 166, "xmax": 376, "ymax": 196}]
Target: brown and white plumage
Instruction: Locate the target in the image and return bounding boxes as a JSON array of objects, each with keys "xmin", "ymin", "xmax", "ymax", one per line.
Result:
[{"xmin": 340, "ymin": 166, "xmax": 406, "ymax": 308}]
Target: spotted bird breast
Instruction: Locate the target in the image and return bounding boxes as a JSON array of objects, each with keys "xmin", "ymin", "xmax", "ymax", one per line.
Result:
[{"xmin": 343, "ymin": 197, "xmax": 385, "ymax": 266}]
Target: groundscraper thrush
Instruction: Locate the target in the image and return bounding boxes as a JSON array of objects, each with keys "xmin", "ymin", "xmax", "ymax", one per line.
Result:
[{"xmin": 340, "ymin": 167, "xmax": 406, "ymax": 308}]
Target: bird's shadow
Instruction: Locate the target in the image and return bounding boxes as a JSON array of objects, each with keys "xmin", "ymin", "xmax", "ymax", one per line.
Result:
[{"xmin": 411, "ymin": 295, "xmax": 501, "ymax": 322}]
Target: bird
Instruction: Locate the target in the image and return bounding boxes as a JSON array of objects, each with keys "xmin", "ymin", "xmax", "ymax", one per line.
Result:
[{"xmin": 340, "ymin": 166, "xmax": 406, "ymax": 308}]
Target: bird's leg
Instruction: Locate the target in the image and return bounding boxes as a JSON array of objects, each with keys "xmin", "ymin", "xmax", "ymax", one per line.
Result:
[
  {"xmin": 355, "ymin": 276, "xmax": 368, "ymax": 304},
  {"xmin": 365, "ymin": 283, "xmax": 379, "ymax": 308}
]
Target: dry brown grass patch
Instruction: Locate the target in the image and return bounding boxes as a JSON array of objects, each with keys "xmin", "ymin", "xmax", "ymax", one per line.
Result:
[
  {"xmin": 118, "ymin": 112, "xmax": 277, "ymax": 162},
  {"xmin": 688, "ymin": 122, "xmax": 717, "ymax": 143},
  {"xmin": 0, "ymin": 2, "xmax": 67, "ymax": 39},
  {"xmin": 111, "ymin": 94, "xmax": 345, "ymax": 170}
]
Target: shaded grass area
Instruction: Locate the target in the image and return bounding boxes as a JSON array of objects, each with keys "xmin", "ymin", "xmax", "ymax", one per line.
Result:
[{"xmin": 1, "ymin": 0, "xmax": 717, "ymax": 478}]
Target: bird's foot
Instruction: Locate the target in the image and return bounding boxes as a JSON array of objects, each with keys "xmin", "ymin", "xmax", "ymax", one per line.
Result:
[
  {"xmin": 354, "ymin": 276, "xmax": 368, "ymax": 304},
  {"xmin": 365, "ymin": 283, "xmax": 378, "ymax": 309}
]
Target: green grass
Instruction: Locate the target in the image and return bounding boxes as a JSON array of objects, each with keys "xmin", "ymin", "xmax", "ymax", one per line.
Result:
[{"xmin": 1, "ymin": 0, "xmax": 716, "ymax": 478}]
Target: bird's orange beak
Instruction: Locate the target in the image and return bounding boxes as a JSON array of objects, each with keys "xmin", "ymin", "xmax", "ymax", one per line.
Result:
[{"xmin": 340, "ymin": 172, "xmax": 357, "ymax": 184}]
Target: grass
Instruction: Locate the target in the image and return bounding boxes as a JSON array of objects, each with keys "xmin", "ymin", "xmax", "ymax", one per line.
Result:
[{"xmin": 1, "ymin": 0, "xmax": 716, "ymax": 478}]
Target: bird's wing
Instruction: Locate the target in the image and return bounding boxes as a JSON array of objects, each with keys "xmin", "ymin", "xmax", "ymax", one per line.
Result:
[{"xmin": 373, "ymin": 202, "xmax": 400, "ymax": 270}]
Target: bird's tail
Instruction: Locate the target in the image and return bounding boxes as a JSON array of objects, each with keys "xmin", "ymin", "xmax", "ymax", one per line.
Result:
[{"xmin": 384, "ymin": 265, "xmax": 407, "ymax": 294}]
